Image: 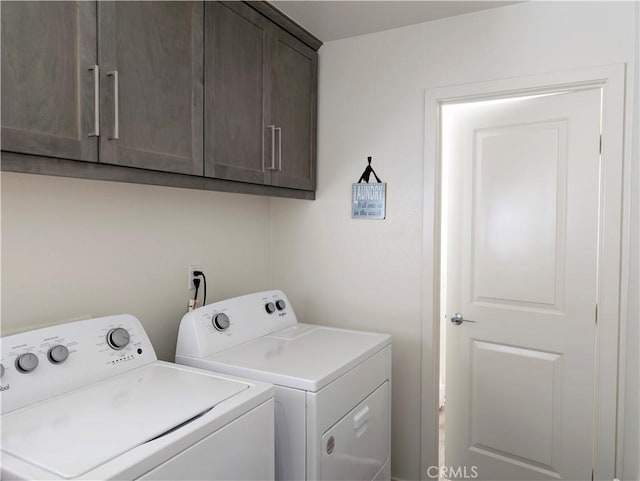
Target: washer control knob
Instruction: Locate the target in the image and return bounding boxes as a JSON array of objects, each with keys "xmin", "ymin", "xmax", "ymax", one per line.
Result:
[
  {"xmin": 16, "ymin": 353, "xmax": 39, "ymax": 373},
  {"xmin": 48, "ymin": 345, "xmax": 69, "ymax": 364},
  {"xmin": 107, "ymin": 328, "xmax": 130, "ymax": 350},
  {"xmin": 0, "ymin": 363, "xmax": 4, "ymax": 378},
  {"xmin": 265, "ymin": 302, "xmax": 276, "ymax": 314},
  {"xmin": 213, "ymin": 313, "xmax": 230, "ymax": 331},
  {"xmin": 275, "ymin": 299, "xmax": 286, "ymax": 311}
]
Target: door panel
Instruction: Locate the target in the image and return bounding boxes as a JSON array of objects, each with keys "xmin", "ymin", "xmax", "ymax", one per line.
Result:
[
  {"xmin": 470, "ymin": 341, "xmax": 562, "ymax": 473},
  {"xmin": 204, "ymin": 1, "xmax": 270, "ymax": 184},
  {"xmin": 443, "ymin": 89, "xmax": 601, "ymax": 480},
  {"xmin": 1, "ymin": 1, "xmax": 97, "ymax": 162},
  {"xmin": 99, "ymin": 1, "xmax": 203, "ymax": 175},
  {"xmin": 473, "ymin": 122, "xmax": 567, "ymax": 311}
]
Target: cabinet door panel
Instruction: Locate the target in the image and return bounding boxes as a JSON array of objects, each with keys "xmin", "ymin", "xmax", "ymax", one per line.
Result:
[
  {"xmin": 1, "ymin": 1, "xmax": 98, "ymax": 162},
  {"xmin": 205, "ymin": 2, "xmax": 269, "ymax": 184},
  {"xmin": 99, "ymin": 1, "xmax": 203, "ymax": 175},
  {"xmin": 270, "ymin": 30, "xmax": 317, "ymax": 191}
]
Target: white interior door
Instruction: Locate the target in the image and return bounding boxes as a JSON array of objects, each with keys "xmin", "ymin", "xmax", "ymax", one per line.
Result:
[{"xmin": 443, "ymin": 87, "xmax": 602, "ymax": 480}]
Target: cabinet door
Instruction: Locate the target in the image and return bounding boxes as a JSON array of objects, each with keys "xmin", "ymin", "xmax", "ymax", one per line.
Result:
[
  {"xmin": 99, "ymin": 1, "xmax": 203, "ymax": 175},
  {"xmin": 1, "ymin": 1, "xmax": 98, "ymax": 162},
  {"xmin": 269, "ymin": 28, "xmax": 317, "ymax": 191},
  {"xmin": 204, "ymin": 2, "xmax": 270, "ymax": 184}
]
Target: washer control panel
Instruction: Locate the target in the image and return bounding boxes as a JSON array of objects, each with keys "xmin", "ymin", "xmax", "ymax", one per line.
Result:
[
  {"xmin": 176, "ymin": 290, "xmax": 298, "ymax": 359},
  {"xmin": 0, "ymin": 314, "xmax": 156, "ymax": 414}
]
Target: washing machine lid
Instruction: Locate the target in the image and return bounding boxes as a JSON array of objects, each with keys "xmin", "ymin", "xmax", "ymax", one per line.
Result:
[
  {"xmin": 1, "ymin": 362, "xmax": 248, "ymax": 479},
  {"xmin": 205, "ymin": 324, "xmax": 391, "ymax": 391}
]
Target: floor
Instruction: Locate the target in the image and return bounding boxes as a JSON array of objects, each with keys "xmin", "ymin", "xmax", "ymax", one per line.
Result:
[
  {"xmin": 439, "ymin": 406, "xmax": 446, "ymax": 480},
  {"xmin": 439, "ymin": 406, "xmax": 445, "ymax": 465}
]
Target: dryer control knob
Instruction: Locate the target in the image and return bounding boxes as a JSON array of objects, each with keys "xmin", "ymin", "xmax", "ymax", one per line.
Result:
[
  {"xmin": 16, "ymin": 352, "xmax": 39, "ymax": 373},
  {"xmin": 275, "ymin": 299, "xmax": 286, "ymax": 311},
  {"xmin": 107, "ymin": 328, "xmax": 130, "ymax": 350},
  {"xmin": 265, "ymin": 302, "xmax": 276, "ymax": 314},
  {"xmin": 0, "ymin": 363, "xmax": 4, "ymax": 378},
  {"xmin": 213, "ymin": 313, "xmax": 230, "ymax": 331},
  {"xmin": 48, "ymin": 345, "xmax": 69, "ymax": 364}
]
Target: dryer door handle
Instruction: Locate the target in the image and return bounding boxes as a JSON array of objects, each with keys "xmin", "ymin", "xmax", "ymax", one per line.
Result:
[{"xmin": 353, "ymin": 405, "xmax": 370, "ymax": 431}]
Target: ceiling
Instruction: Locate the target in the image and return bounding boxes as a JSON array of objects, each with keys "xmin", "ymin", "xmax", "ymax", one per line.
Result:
[{"xmin": 271, "ymin": 1, "xmax": 520, "ymax": 42}]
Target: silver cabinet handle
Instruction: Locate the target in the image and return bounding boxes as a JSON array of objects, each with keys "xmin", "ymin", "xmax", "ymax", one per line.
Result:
[
  {"xmin": 275, "ymin": 127, "xmax": 282, "ymax": 171},
  {"xmin": 107, "ymin": 70, "xmax": 119, "ymax": 140},
  {"xmin": 88, "ymin": 65, "xmax": 99, "ymax": 137},
  {"xmin": 266, "ymin": 125, "xmax": 276, "ymax": 170},
  {"xmin": 450, "ymin": 312, "xmax": 476, "ymax": 325}
]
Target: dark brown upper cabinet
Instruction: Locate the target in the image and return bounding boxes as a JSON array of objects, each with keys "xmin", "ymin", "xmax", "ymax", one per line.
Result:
[
  {"xmin": 269, "ymin": 28, "xmax": 317, "ymax": 191},
  {"xmin": 205, "ymin": 2, "xmax": 318, "ymax": 191},
  {"xmin": 205, "ymin": 2, "xmax": 270, "ymax": 185},
  {"xmin": 1, "ymin": 1, "xmax": 98, "ymax": 162},
  {"xmin": 1, "ymin": 1, "xmax": 321, "ymax": 199},
  {"xmin": 98, "ymin": 1, "xmax": 204, "ymax": 175}
]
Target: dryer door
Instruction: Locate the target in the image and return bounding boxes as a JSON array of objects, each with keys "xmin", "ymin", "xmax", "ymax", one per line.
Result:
[{"xmin": 321, "ymin": 381, "xmax": 389, "ymax": 480}]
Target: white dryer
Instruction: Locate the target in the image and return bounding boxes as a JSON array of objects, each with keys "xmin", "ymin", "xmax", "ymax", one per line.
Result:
[
  {"xmin": 176, "ymin": 290, "xmax": 392, "ymax": 481},
  {"xmin": 1, "ymin": 314, "xmax": 274, "ymax": 480}
]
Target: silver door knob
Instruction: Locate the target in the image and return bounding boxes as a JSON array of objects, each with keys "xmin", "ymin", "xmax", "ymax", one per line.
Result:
[{"xmin": 450, "ymin": 312, "xmax": 476, "ymax": 325}]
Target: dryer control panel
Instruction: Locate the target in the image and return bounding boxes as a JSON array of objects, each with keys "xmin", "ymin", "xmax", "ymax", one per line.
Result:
[
  {"xmin": 176, "ymin": 290, "xmax": 298, "ymax": 359},
  {"xmin": 0, "ymin": 314, "xmax": 156, "ymax": 414}
]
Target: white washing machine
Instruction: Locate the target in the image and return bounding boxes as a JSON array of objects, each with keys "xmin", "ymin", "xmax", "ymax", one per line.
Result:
[
  {"xmin": 176, "ymin": 290, "xmax": 392, "ymax": 481},
  {"xmin": 1, "ymin": 314, "xmax": 274, "ymax": 480}
]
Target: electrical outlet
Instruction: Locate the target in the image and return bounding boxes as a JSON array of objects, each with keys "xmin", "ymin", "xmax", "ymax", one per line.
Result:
[{"xmin": 188, "ymin": 265, "xmax": 201, "ymax": 290}]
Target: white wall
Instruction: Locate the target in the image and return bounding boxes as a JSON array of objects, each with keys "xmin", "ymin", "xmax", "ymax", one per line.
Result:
[
  {"xmin": 270, "ymin": 2, "xmax": 639, "ymax": 480},
  {"xmin": 1, "ymin": 173, "xmax": 273, "ymax": 360}
]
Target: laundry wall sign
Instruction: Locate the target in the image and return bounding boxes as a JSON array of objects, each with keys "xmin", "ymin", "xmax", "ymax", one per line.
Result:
[{"xmin": 352, "ymin": 156, "xmax": 386, "ymax": 220}]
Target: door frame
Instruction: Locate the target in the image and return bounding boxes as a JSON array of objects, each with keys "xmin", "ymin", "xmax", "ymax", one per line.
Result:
[{"xmin": 420, "ymin": 64, "xmax": 628, "ymax": 480}]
